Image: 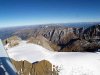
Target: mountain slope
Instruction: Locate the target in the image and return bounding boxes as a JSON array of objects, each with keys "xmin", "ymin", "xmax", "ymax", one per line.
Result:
[
  {"xmin": 1, "ymin": 23, "xmax": 100, "ymax": 52},
  {"xmin": 6, "ymin": 41, "xmax": 100, "ymax": 75}
]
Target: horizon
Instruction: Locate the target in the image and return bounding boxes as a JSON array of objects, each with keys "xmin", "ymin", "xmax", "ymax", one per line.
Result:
[
  {"xmin": 0, "ymin": 21, "xmax": 100, "ymax": 29},
  {"xmin": 0, "ymin": 0, "xmax": 100, "ymax": 28}
]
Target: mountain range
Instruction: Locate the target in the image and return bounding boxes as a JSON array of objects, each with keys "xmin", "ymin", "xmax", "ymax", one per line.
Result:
[{"xmin": 0, "ymin": 22, "xmax": 100, "ymax": 52}]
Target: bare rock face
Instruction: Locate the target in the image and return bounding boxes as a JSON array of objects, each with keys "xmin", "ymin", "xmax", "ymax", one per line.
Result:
[
  {"xmin": 27, "ymin": 35, "xmax": 56, "ymax": 51},
  {"xmin": 12, "ymin": 59, "xmax": 59, "ymax": 75},
  {"xmin": 83, "ymin": 25, "xmax": 100, "ymax": 41},
  {"xmin": 4, "ymin": 36, "xmax": 21, "ymax": 47}
]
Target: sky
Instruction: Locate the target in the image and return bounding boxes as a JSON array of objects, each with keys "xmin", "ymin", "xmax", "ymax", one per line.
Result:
[{"xmin": 0, "ymin": 0, "xmax": 100, "ymax": 28}]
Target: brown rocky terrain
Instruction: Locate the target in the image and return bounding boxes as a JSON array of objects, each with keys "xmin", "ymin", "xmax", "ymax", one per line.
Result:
[
  {"xmin": 3, "ymin": 36, "xmax": 21, "ymax": 47},
  {"xmin": 27, "ymin": 35, "xmax": 54, "ymax": 51},
  {"xmin": 11, "ymin": 59, "xmax": 59, "ymax": 75},
  {"xmin": 27, "ymin": 35, "xmax": 60, "ymax": 51},
  {"xmin": 2, "ymin": 24, "xmax": 100, "ymax": 52}
]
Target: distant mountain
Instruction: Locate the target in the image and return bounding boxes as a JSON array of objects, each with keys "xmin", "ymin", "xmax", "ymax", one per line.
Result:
[
  {"xmin": 1, "ymin": 22, "xmax": 100, "ymax": 52},
  {"xmin": 64, "ymin": 22, "xmax": 100, "ymax": 28},
  {"xmin": 0, "ymin": 22, "xmax": 100, "ymax": 40}
]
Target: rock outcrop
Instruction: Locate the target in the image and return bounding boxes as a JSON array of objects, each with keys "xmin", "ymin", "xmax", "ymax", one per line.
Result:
[
  {"xmin": 12, "ymin": 59, "xmax": 59, "ymax": 75},
  {"xmin": 3, "ymin": 36, "xmax": 21, "ymax": 47}
]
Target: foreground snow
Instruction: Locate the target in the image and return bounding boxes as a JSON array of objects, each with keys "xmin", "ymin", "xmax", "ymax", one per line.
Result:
[{"xmin": 6, "ymin": 41, "xmax": 100, "ymax": 75}]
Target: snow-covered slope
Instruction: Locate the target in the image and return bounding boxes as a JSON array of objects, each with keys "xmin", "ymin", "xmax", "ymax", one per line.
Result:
[{"xmin": 6, "ymin": 41, "xmax": 100, "ymax": 75}]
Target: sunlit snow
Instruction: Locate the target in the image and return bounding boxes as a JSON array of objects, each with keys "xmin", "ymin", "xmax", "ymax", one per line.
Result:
[{"xmin": 6, "ymin": 41, "xmax": 100, "ymax": 75}]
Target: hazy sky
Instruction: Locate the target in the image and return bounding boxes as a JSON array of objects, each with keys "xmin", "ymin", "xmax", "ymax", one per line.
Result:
[{"xmin": 0, "ymin": 0, "xmax": 100, "ymax": 28}]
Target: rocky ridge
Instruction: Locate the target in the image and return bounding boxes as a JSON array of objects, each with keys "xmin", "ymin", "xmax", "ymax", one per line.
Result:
[{"xmin": 2, "ymin": 24, "xmax": 100, "ymax": 52}]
